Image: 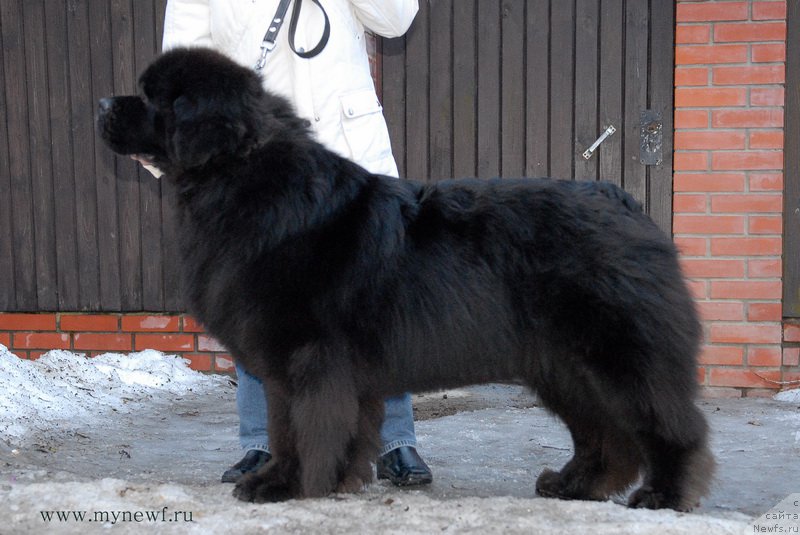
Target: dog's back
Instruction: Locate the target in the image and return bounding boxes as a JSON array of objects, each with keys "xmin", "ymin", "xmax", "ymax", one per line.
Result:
[{"xmin": 377, "ymin": 178, "xmax": 694, "ymax": 391}]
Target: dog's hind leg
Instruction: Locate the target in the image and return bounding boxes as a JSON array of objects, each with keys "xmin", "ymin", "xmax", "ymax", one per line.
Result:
[
  {"xmin": 535, "ymin": 407, "xmax": 641, "ymax": 502},
  {"xmin": 535, "ymin": 415, "xmax": 607, "ymax": 501},
  {"xmin": 585, "ymin": 351, "xmax": 713, "ymax": 510},
  {"xmin": 627, "ymin": 399, "xmax": 714, "ymax": 511},
  {"xmin": 547, "ymin": 367, "xmax": 714, "ymax": 511},
  {"xmin": 528, "ymin": 344, "xmax": 641, "ymax": 503}
]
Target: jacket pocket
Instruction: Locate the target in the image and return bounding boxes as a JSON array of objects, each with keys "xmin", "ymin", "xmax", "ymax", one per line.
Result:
[{"xmin": 339, "ymin": 89, "xmax": 393, "ymax": 169}]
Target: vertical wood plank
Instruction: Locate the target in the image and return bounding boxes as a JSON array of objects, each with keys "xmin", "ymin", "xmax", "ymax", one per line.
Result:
[
  {"xmin": 161, "ymin": 178, "xmax": 183, "ymax": 311},
  {"xmin": 68, "ymin": 0, "xmax": 102, "ymax": 310},
  {"xmin": 1, "ymin": 0, "xmax": 36, "ymax": 310},
  {"xmin": 155, "ymin": 0, "xmax": 167, "ymax": 52},
  {"xmin": 111, "ymin": 0, "xmax": 142, "ymax": 310},
  {"xmin": 0, "ymin": 3, "xmax": 15, "ymax": 309},
  {"xmin": 380, "ymin": 35, "xmax": 407, "ymax": 178},
  {"xmin": 526, "ymin": 0, "xmax": 550, "ymax": 177},
  {"xmin": 371, "ymin": 35, "xmax": 382, "ymax": 101},
  {"xmin": 46, "ymin": 0, "xmax": 80, "ymax": 309},
  {"xmin": 573, "ymin": 0, "xmax": 599, "ymax": 181},
  {"xmin": 90, "ymin": 0, "xmax": 122, "ymax": 310},
  {"xmin": 784, "ymin": 0, "xmax": 800, "ymax": 317},
  {"xmin": 501, "ymin": 0, "xmax": 526, "ymax": 178},
  {"xmin": 134, "ymin": 0, "xmax": 164, "ymax": 311},
  {"xmin": 452, "ymin": 0, "xmax": 476, "ymax": 178},
  {"xmin": 152, "ymin": 0, "xmax": 182, "ymax": 310},
  {"xmin": 648, "ymin": 0, "xmax": 674, "ymax": 235},
  {"xmin": 404, "ymin": 1, "xmax": 429, "ymax": 180},
  {"xmin": 477, "ymin": 0, "xmax": 501, "ymax": 178},
  {"xmin": 622, "ymin": 0, "xmax": 649, "ymax": 208},
  {"xmin": 549, "ymin": 0, "xmax": 575, "ymax": 179},
  {"xmin": 429, "ymin": 0, "xmax": 453, "ymax": 180},
  {"xmin": 24, "ymin": 0, "xmax": 58, "ymax": 310},
  {"xmin": 598, "ymin": 0, "xmax": 624, "ymax": 187}
]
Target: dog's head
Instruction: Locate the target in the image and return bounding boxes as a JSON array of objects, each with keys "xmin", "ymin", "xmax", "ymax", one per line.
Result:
[{"xmin": 97, "ymin": 47, "xmax": 297, "ymax": 174}]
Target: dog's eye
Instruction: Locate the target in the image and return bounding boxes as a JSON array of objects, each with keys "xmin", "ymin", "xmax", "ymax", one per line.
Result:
[
  {"xmin": 141, "ymin": 94, "xmax": 159, "ymax": 111},
  {"xmin": 173, "ymin": 95, "xmax": 197, "ymax": 120},
  {"xmin": 146, "ymin": 104, "xmax": 159, "ymax": 122},
  {"xmin": 141, "ymin": 90, "xmax": 172, "ymax": 114}
]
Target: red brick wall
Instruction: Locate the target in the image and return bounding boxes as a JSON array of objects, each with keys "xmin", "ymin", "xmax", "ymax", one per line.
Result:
[
  {"xmin": 675, "ymin": 0, "xmax": 795, "ymax": 396},
  {"xmin": 0, "ymin": 313, "xmax": 234, "ymax": 373}
]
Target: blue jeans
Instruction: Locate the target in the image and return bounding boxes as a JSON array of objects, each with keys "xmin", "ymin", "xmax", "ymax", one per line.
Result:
[{"xmin": 236, "ymin": 361, "xmax": 417, "ymax": 456}]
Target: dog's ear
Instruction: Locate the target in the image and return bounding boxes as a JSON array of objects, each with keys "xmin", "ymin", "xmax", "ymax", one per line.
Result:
[{"xmin": 170, "ymin": 95, "xmax": 248, "ymax": 168}]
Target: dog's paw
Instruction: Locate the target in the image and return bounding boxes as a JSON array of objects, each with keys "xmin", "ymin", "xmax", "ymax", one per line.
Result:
[
  {"xmin": 628, "ymin": 486, "xmax": 687, "ymax": 511},
  {"xmin": 335, "ymin": 474, "xmax": 369, "ymax": 494},
  {"xmin": 535, "ymin": 468, "xmax": 607, "ymax": 502},
  {"xmin": 535, "ymin": 469, "xmax": 568, "ymax": 499},
  {"xmin": 233, "ymin": 472, "xmax": 292, "ymax": 503}
]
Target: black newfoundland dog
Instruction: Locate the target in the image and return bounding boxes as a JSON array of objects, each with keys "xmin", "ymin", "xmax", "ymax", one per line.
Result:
[{"xmin": 98, "ymin": 48, "xmax": 713, "ymax": 511}]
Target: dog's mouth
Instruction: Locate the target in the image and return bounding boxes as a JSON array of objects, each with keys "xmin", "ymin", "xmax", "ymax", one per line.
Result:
[{"xmin": 130, "ymin": 154, "xmax": 155, "ymax": 165}]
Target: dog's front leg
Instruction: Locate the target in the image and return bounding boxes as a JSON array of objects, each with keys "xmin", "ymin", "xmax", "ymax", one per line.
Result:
[
  {"xmin": 336, "ymin": 395, "xmax": 383, "ymax": 493},
  {"xmin": 233, "ymin": 379, "xmax": 300, "ymax": 502},
  {"xmin": 273, "ymin": 343, "xmax": 359, "ymax": 498}
]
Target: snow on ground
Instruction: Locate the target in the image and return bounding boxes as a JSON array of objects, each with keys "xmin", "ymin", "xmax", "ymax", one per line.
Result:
[
  {"xmin": 4, "ymin": 479, "xmax": 750, "ymax": 535},
  {"xmin": 0, "ymin": 345, "xmax": 791, "ymax": 533},
  {"xmin": 775, "ymin": 388, "xmax": 800, "ymax": 403},
  {"xmin": 0, "ymin": 344, "xmax": 227, "ymax": 446}
]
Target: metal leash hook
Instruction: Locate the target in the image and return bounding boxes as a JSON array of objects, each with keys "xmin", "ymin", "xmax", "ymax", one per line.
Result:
[
  {"xmin": 255, "ymin": 39, "xmax": 277, "ymax": 71},
  {"xmin": 253, "ymin": 0, "xmax": 329, "ymax": 71},
  {"xmin": 255, "ymin": 16, "xmax": 283, "ymax": 71},
  {"xmin": 254, "ymin": 0, "xmax": 292, "ymax": 71}
]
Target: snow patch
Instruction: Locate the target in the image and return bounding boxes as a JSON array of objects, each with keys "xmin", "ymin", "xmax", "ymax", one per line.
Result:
[
  {"xmin": 774, "ymin": 388, "xmax": 800, "ymax": 403},
  {"xmin": 0, "ymin": 344, "xmax": 225, "ymax": 447}
]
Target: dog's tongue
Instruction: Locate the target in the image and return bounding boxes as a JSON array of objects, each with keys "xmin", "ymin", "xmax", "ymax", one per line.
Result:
[
  {"xmin": 129, "ymin": 155, "xmax": 164, "ymax": 179},
  {"xmin": 141, "ymin": 163, "xmax": 164, "ymax": 179}
]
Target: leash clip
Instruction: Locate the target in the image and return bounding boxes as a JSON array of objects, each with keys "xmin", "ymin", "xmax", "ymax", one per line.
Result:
[{"xmin": 254, "ymin": 40, "xmax": 276, "ymax": 71}]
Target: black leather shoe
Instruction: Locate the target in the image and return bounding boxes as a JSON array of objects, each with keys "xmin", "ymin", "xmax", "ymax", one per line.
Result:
[
  {"xmin": 377, "ymin": 446, "xmax": 433, "ymax": 486},
  {"xmin": 221, "ymin": 450, "xmax": 271, "ymax": 483}
]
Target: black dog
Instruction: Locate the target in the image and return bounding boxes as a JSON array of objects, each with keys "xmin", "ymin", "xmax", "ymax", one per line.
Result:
[{"xmin": 98, "ymin": 47, "xmax": 713, "ymax": 511}]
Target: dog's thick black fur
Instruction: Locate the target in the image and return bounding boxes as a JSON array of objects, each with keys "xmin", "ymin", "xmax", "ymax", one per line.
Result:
[{"xmin": 98, "ymin": 47, "xmax": 714, "ymax": 511}]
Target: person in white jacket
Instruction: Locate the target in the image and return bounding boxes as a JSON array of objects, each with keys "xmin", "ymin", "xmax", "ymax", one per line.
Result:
[{"xmin": 160, "ymin": 0, "xmax": 432, "ymax": 487}]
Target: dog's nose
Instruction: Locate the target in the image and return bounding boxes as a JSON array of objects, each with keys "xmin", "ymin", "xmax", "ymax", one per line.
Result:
[{"xmin": 98, "ymin": 98, "xmax": 113, "ymax": 113}]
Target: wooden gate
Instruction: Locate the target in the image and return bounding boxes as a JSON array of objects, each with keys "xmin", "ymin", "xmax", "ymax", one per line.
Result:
[
  {"xmin": 380, "ymin": 0, "xmax": 675, "ymax": 233},
  {"xmin": 0, "ymin": 0, "xmax": 674, "ymax": 313},
  {"xmin": 0, "ymin": 0, "xmax": 170, "ymax": 312}
]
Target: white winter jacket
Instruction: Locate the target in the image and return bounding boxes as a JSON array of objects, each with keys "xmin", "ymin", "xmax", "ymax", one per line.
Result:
[{"xmin": 162, "ymin": 0, "xmax": 418, "ymax": 177}]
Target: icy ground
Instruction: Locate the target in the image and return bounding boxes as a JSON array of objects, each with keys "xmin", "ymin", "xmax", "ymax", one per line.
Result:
[{"xmin": 1, "ymin": 345, "xmax": 797, "ymax": 534}]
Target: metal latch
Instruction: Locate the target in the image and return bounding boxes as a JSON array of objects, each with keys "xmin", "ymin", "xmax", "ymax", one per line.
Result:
[
  {"xmin": 582, "ymin": 125, "xmax": 616, "ymax": 160},
  {"xmin": 640, "ymin": 110, "xmax": 663, "ymax": 165}
]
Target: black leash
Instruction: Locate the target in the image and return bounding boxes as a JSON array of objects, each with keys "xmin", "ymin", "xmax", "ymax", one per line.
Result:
[{"xmin": 255, "ymin": 0, "xmax": 330, "ymax": 70}]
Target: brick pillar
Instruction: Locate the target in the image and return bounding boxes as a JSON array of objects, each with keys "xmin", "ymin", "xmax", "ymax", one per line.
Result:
[{"xmin": 674, "ymin": 0, "xmax": 786, "ymax": 396}]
